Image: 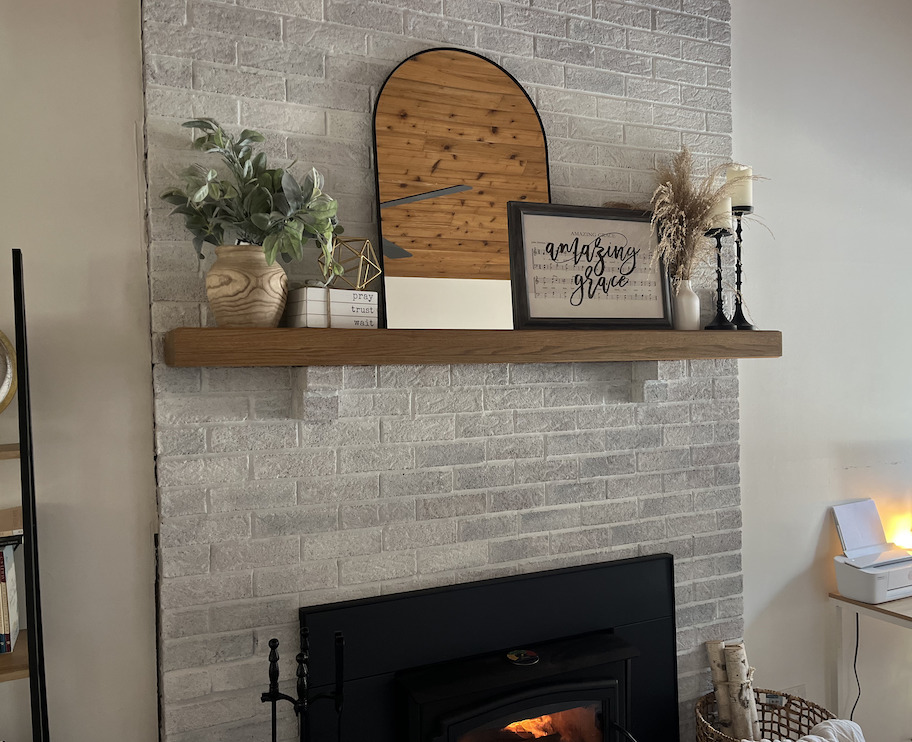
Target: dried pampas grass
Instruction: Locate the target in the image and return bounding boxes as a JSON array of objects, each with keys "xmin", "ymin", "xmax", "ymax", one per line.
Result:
[{"xmin": 651, "ymin": 148, "xmax": 748, "ymax": 283}]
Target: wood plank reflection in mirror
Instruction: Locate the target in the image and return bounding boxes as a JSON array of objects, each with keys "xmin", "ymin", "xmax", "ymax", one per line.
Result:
[{"xmin": 373, "ymin": 48, "xmax": 550, "ymax": 329}]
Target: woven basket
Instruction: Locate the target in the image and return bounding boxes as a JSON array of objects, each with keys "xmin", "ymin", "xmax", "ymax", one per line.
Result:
[{"xmin": 695, "ymin": 688, "xmax": 835, "ymax": 742}]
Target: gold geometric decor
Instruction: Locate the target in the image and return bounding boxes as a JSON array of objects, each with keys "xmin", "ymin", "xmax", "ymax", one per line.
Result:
[{"xmin": 318, "ymin": 237, "xmax": 383, "ymax": 290}]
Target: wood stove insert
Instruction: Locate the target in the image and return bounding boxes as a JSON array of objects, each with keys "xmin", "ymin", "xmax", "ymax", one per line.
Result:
[{"xmin": 293, "ymin": 554, "xmax": 679, "ymax": 742}]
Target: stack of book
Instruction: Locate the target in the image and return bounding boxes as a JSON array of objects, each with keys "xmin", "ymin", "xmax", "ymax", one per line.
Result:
[
  {"xmin": 284, "ymin": 287, "xmax": 379, "ymax": 329},
  {"xmin": 0, "ymin": 543, "xmax": 19, "ymax": 653}
]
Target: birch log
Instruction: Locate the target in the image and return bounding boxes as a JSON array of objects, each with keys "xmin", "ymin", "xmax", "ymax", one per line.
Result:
[
  {"xmin": 723, "ymin": 643, "xmax": 755, "ymax": 740},
  {"xmin": 705, "ymin": 641, "xmax": 733, "ymax": 733},
  {"xmin": 746, "ymin": 668, "xmax": 761, "ymax": 740}
]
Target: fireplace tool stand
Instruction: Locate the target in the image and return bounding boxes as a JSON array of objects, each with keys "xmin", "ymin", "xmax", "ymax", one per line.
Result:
[{"xmin": 261, "ymin": 628, "xmax": 345, "ymax": 742}]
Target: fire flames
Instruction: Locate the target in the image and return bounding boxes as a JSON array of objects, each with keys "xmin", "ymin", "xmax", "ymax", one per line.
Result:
[
  {"xmin": 504, "ymin": 716, "xmax": 556, "ymax": 738},
  {"xmin": 500, "ymin": 706, "xmax": 601, "ymax": 742}
]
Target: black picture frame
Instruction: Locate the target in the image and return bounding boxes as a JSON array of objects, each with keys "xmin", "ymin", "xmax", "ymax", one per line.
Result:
[{"xmin": 507, "ymin": 202, "xmax": 673, "ymax": 329}]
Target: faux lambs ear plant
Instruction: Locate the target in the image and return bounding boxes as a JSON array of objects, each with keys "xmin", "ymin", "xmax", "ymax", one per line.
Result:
[{"xmin": 161, "ymin": 118, "xmax": 344, "ymax": 285}]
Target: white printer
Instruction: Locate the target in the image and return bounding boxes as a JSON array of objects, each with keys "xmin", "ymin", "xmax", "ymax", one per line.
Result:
[{"xmin": 832, "ymin": 498, "xmax": 912, "ymax": 604}]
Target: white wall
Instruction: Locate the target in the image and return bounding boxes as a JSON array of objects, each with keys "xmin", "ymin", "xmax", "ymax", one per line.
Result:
[
  {"xmin": 0, "ymin": 1, "xmax": 158, "ymax": 741},
  {"xmin": 734, "ymin": 1, "xmax": 912, "ymax": 739}
]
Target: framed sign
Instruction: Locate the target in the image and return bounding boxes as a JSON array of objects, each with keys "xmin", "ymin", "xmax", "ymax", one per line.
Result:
[{"xmin": 507, "ymin": 202, "xmax": 672, "ymax": 329}]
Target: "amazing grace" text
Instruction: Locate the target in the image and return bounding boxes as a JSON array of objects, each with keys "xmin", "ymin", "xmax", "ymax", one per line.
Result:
[{"xmin": 544, "ymin": 233, "xmax": 639, "ymax": 306}]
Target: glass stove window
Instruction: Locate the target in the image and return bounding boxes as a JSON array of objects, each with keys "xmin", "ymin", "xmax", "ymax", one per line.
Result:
[{"xmin": 457, "ymin": 704, "xmax": 602, "ymax": 742}]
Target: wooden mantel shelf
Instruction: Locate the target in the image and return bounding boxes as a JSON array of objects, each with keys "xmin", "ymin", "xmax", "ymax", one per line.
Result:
[
  {"xmin": 164, "ymin": 328, "xmax": 782, "ymax": 367},
  {"xmin": 0, "ymin": 629, "xmax": 29, "ymax": 683}
]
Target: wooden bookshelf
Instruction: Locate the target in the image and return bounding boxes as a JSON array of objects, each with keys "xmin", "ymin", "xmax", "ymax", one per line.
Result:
[
  {"xmin": 0, "ymin": 507, "xmax": 25, "ymax": 683},
  {"xmin": 0, "ymin": 443, "xmax": 20, "ymax": 460},
  {"xmin": 0, "ymin": 629, "xmax": 29, "ymax": 683},
  {"xmin": 0, "ymin": 506, "xmax": 23, "ymax": 540},
  {"xmin": 164, "ymin": 328, "xmax": 782, "ymax": 367}
]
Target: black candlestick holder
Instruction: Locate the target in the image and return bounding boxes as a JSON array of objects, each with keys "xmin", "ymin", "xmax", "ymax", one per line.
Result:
[
  {"xmin": 731, "ymin": 208, "xmax": 756, "ymax": 330},
  {"xmin": 704, "ymin": 227, "xmax": 736, "ymax": 330}
]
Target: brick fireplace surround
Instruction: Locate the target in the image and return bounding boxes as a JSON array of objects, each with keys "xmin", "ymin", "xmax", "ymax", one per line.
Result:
[{"xmin": 143, "ymin": 1, "xmax": 740, "ymax": 740}]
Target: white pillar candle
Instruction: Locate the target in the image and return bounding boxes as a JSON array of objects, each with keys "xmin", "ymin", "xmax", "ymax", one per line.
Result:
[
  {"xmin": 708, "ymin": 196, "xmax": 733, "ymax": 232},
  {"xmin": 726, "ymin": 165, "xmax": 753, "ymax": 210}
]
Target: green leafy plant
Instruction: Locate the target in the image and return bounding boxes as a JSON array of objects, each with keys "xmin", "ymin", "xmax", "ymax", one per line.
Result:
[{"xmin": 161, "ymin": 118, "xmax": 344, "ymax": 283}]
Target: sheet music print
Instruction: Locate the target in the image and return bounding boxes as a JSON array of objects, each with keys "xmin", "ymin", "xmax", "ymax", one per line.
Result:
[{"xmin": 522, "ymin": 214, "xmax": 662, "ymax": 319}]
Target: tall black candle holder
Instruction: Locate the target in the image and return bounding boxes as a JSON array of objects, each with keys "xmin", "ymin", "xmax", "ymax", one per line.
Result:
[
  {"xmin": 704, "ymin": 227, "xmax": 736, "ymax": 330},
  {"xmin": 731, "ymin": 208, "xmax": 756, "ymax": 330}
]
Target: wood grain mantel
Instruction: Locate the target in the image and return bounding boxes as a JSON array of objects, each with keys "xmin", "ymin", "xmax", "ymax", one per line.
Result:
[{"xmin": 163, "ymin": 328, "xmax": 782, "ymax": 367}]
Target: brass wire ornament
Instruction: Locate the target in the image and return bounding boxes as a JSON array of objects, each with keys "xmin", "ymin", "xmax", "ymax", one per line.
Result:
[{"xmin": 318, "ymin": 237, "xmax": 382, "ymax": 290}]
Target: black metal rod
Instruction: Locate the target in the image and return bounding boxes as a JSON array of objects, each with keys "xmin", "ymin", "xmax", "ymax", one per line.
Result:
[
  {"xmin": 334, "ymin": 632, "xmax": 344, "ymax": 713},
  {"xmin": 298, "ymin": 626, "xmax": 310, "ymax": 742},
  {"xmin": 272, "ymin": 697, "xmax": 278, "ymax": 742},
  {"xmin": 267, "ymin": 639, "xmax": 280, "ymax": 742},
  {"xmin": 12, "ymin": 250, "xmax": 50, "ymax": 742},
  {"xmin": 334, "ymin": 632, "xmax": 345, "ymax": 742},
  {"xmin": 296, "ymin": 652, "xmax": 308, "ymax": 742}
]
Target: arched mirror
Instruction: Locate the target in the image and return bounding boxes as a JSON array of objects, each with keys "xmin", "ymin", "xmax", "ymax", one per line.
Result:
[{"xmin": 373, "ymin": 48, "xmax": 550, "ymax": 329}]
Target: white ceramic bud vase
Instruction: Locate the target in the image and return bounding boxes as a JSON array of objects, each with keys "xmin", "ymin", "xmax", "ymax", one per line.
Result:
[{"xmin": 673, "ymin": 279, "xmax": 701, "ymax": 331}]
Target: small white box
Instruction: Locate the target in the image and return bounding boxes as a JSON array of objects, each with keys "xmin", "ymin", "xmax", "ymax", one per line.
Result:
[
  {"xmin": 330, "ymin": 288, "xmax": 378, "ymax": 305},
  {"xmin": 329, "ymin": 315, "xmax": 378, "ymax": 329},
  {"xmin": 331, "ymin": 303, "xmax": 377, "ymax": 317},
  {"xmin": 283, "ymin": 315, "xmax": 329, "ymax": 328},
  {"xmin": 283, "ymin": 288, "xmax": 380, "ymax": 328},
  {"xmin": 287, "ymin": 287, "xmax": 323, "ymax": 304},
  {"xmin": 288, "ymin": 287, "xmax": 378, "ymax": 305}
]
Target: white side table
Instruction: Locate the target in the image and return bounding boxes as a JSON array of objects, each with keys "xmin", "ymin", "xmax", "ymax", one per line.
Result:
[{"xmin": 828, "ymin": 592, "xmax": 912, "ymax": 715}]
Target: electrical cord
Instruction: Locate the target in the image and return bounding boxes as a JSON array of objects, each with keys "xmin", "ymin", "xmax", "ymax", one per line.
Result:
[
  {"xmin": 850, "ymin": 612, "xmax": 861, "ymax": 721},
  {"xmin": 609, "ymin": 719, "xmax": 640, "ymax": 742}
]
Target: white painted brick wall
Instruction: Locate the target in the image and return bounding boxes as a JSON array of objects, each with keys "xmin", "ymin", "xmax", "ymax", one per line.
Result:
[{"xmin": 143, "ymin": 1, "xmax": 737, "ymax": 740}]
